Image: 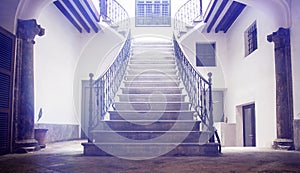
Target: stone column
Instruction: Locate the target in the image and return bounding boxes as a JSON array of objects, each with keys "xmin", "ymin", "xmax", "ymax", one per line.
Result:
[
  {"xmin": 267, "ymin": 28, "xmax": 294, "ymax": 150},
  {"xmin": 14, "ymin": 19, "xmax": 45, "ymax": 152}
]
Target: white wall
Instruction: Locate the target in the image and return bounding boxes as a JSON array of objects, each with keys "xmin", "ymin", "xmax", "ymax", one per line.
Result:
[
  {"xmin": 291, "ymin": 0, "xmax": 300, "ymax": 120},
  {"xmin": 73, "ymin": 27, "xmax": 124, "ymax": 125},
  {"xmin": 180, "ymin": 3, "xmax": 284, "ymax": 147},
  {"xmin": 116, "ymin": 0, "xmax": 194, "ymax": 39},
  {"xmin": 34, "ymin": 3, "xmax": 95, "ymax": 124},
  {"xmin": 180, "ymin": 30, "xmax": 227, "ymax": 90},
  {"xmin": 34, "ymin": 3, "xmax": 125, "ymax": 126},
  {"xmin": 224, "ymin": 6, "xmax": 279, "ymax": 147},
  {"xmin": 0, "ymin": 0, "xmax": 19, "ymax": 33}
]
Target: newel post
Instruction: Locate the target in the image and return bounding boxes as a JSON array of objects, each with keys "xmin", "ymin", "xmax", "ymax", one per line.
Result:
[
  {"xmin": 88, "ymin": 73, "xmax": 94, "ymax": 143},
  {"xmin": 208, "ymin": 72, "xmax": 215, "ymax": 143}
]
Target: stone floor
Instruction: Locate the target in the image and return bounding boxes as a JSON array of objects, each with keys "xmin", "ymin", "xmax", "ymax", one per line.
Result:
[{"xmin": 0, "ymin": 140, "xmax": 300, "ymax": 173}]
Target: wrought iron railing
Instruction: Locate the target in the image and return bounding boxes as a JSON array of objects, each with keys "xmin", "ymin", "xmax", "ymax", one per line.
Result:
[
  {"xmin": 88, "ymin": 32, "xmax": 131, "ymax": 142},
  {"xmin": 173, "ymin": 35, "xmax": 221, "ymax": 151},
  {"xmin": 174, "ymin": 0, "xmax": 203, "ymax": 37},
  {"xmin": 101, "ymin": 0, "xmax": 130, "ymax": 32}
]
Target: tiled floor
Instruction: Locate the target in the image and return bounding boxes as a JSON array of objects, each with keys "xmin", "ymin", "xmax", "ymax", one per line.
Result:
[{"xmin": 0, "ymin": 140, "xmax": 300, "ymax": 173}]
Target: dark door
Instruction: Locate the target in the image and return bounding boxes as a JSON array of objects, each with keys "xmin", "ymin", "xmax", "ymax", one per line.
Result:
[
  {"xmin": 0, "ymin": 27, "xmax": 15, "ymax": 154},
  {"xmin": 243, "ymin": 104, "xmax": 256, "ymax": 146}
]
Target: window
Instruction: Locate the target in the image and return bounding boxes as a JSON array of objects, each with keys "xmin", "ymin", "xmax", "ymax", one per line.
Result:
[
  {"xmin": 135, "ymin": 0, "xmax": 171, "ymax": 26},
  {"xmin": 196, "ymin": 43, "xmax": 216, "ymax": 67},
  {"xmin": 245, "ymin": 21, "xmax": 258, "ymax": 56}
]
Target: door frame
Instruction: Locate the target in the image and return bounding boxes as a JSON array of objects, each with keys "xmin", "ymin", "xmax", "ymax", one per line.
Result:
[{"xmin": 242, "ymin": 103, "xmax": 256, "ymax": 147}]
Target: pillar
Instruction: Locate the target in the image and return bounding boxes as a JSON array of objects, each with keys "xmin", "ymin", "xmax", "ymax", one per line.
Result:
[
  {"xmin": 267, "ymin": 28, "xmax": 294, "ymax": 150},
  {"xmin": 14, "ymin": 19, "xmax": 45, "ymax": 152}
]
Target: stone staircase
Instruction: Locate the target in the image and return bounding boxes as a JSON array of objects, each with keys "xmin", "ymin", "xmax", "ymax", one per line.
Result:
[{"xmin": 82, "ymin": 39, "xmax": 219, "ymax": 159}]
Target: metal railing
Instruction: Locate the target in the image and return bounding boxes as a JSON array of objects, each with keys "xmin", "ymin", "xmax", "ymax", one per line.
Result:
[
  {"xmin": 88, "ymin": 32, "xmax": 131, "ymax": 142},
  {"xmin": 101, "ymin": 0, "xmax": 130, "ymax": 32},
  {"xmin": 174, "ymin": 0, "xmax": 203, "ymax": 37},
  {"xmin": 173, "ymin": 35, "xmax": 221, "ymax": 150}
]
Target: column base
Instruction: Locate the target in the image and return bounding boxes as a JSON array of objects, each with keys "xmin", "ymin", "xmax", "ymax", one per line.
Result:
[
  {"xmin": 273, "ymin": 138, "xmax": 294, "ymax": 150},
  {"xmin": 14, "ymin": 139, "xmax": 40, "ymax": 153}
]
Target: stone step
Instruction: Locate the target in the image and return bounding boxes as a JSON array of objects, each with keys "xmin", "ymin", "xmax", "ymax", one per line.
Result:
[
  {"xmin": 113, "ymin": 102, "xmax": 191, "ymax": 111},
  {"xmin": 109, "ymin": 110, "xmax": 194, "ymax": 120},
  {"xmin": 126, "ymin": 69, "xmax": 178, "ymax": 75},
  {"xmin": 131, "ymin": 51, "xmax": 174, "ymax": 56},
  {"xmin": 129, "ymin": 60, "xmax": 175, "ymax": 64},
  {"xmin": 131, "ymin": 47, "xmax": 173, "ymax": 51},
  {"xmin": 92, "ymin": 131, "xmax": 211, "ymax": 143},
  {"xmin": 132, "ymin": 44, "xmax": 173, "ymax": 48},
  {"xmin": 131, "ymin": 52, "xmax": 174, "ymax": 57},
  {"xmin": 124, "ymin": 81, "xmax": 180, "ymax": 87},
  {"xmin": 132, "ymin": 42, "xmax": 172, "ymax": 46},
  {"xmin": 126, "ymin": 71, "xmax": 177, "ymax": 76},
  {"xmin": 96, "ymin": 120, "xmax": 200, "ymax": 132},
  {"xmin": 82, "ymin": 142, "xmax": 220, "ymax": 157},
  {"xmin": 130, "ymin": 56, "xmax": 175, "ymax": 61},
  {"xmin": 118, "ymin": 94, "xmax": 186, "ymax": 102},
  {"xmin": 128, "ymin": 64, "xmax": 176, "ymax": 69},
  {"xmin": 124, "ymin": 75, "xmax": 179, "ymax": 81},
  {"xmin": 121, "ymin": 87, "xmax": 183, "ymax": 94}
]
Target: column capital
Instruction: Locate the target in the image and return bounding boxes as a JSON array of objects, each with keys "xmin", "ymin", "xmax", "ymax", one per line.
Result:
[
  {"xmin": 267, "ymin": 27, "xmax": 290, "ymax": 45},
  {"xmin": 17, "ymin": 19, "xmax": 45, "ymax": 44}
]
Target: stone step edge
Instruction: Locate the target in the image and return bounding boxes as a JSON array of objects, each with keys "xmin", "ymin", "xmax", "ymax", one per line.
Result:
[
  {"xmin": 109, "ymin": 110, "xmax": 194, "ymax": 113},
  {"xmin": 91, "ymin": 130, "xmax": 207, "ymax": 133},
  {"xmin": 84, "ymin": 142, "xmax": 215, "ymax": 145},
  {"xmin": 96, "ymin": 120, "xmax": 199, "ymax": 123},
  {"xmin": 118, "ymin": 94, "xmax": 186, "ymax": 96},
  {"xmin": 120, "ymin": 87, "xmax": 183, "ymax": 89}
]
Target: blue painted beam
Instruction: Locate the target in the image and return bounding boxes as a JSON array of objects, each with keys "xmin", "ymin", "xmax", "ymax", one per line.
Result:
[
  {"xmin": 204, "ymin": 0, "xmax": 218, "ymax": 23},
  {"xmin": 62, "ymin": 0, "xmax": 91, "ymax": 33},
  {"xmin": 73, "ymin": 0, "xmax": 99, "ymax": 33},
  {"xmin": 206, "ymin": 0, "xmax": 229, "ymax": 33},
  {"xmin": 215, "ymin": 2, "xmax": 246, "ymax": 33},
  {"xmin": 53, "ymin": 1, "xmax": 83, "ymax": 33},
  {"xmin": 83, "ymin": 0, "xmax": 100, "ymax": 22}
]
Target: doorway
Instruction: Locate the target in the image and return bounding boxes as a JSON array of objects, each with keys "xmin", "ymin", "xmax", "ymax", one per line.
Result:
[{"xmin": 242, "ymin": 104, "xmax": 256, "ymax": 147}]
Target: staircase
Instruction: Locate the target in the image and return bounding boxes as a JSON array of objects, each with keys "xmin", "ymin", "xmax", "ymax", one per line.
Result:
[{"xmin": 82, "ymin": 38, "xmax": 219, "ymax": 159}]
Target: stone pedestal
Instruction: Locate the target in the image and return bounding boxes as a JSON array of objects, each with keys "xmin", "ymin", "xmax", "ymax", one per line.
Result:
[
  {"xmin": 14, "ymin": 19, "xmax": 45, "ymax": 152},
  {"xmin": 294, "ymin": 119, "xmax": 300, "ymax": 151},
  {"xmin": 267, "ymin": 28, "xmax": 294, "ymax": 150}
]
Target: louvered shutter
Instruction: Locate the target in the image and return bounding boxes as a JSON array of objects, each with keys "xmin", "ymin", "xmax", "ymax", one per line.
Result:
[{"xmin": 0, "ymin": 27, "xmax": 15, "ymax": 155}]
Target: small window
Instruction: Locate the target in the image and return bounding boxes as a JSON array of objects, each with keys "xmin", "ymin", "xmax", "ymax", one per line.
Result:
[
  {"xmin": 135, "ymin": 0, "xmax": 171, "ymax": 27},
  {"xmin": 196, "ymin": 43, "xmax": 216, "ymax": 67},
  {"xmin": 245, "ymin": 21, "xmax": 258, "ymax": 56}
]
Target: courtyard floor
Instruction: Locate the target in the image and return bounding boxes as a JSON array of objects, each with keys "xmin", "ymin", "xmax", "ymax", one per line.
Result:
[{"xmin": 0, "ymin": 140, "xmax": 300, "ymax": 173}]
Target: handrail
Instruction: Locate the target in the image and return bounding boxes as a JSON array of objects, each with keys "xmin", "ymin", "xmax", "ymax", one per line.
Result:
[
  {"xmin": 101, "ymin": 0, "xmax": 130, "ymax": 33},
  {"xmin": 88, "ymin": 32, "xmax": 131, "ymax": 139},
  {"xmin": 173, "ymin": 34, "xmax": 211, "ymax": 127},
  {"xmin": 173, "ymin": 34, "xmax": 220, "ymax": 148},
  {"xmin": 174, "ymin": 0, "xmax": 203, "ymax": 37}
]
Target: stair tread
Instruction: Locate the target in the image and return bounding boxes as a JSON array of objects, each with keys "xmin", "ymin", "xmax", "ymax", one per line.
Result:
[
  {"xmin": 121, "ymin": 86, "xmax": 183, "ymax": 88},
  {"xmin": 98, "ymin": 119, "xmax": 197, "ymax": 122},
  {"xmin": 88, "ymin": 143, "xmax": 211, "ymax": 145},
  {"xmin": 110, "ymin": 110, "xmax": 192, "ymax": 112},
  {"xmin": 92, "ymin": 130, "xmax": 204, "ymax": 132},
  {"xmin": 123, "ymin": 80, "xmax": 180, "ymax": 83}
]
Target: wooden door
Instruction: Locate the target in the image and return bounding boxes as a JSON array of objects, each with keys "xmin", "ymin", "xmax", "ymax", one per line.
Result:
[{"xmin": 243, "ymin": 104, "xmax": 256, "ymax": 147}]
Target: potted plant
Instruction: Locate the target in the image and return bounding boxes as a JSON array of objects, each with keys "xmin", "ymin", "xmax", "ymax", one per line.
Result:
[{"xmin": 34, "ymin": 108, "xmax": 48, "ymax": 148}]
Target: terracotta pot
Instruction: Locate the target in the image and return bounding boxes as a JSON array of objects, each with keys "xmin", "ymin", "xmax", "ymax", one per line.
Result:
[{"xmin": 34, "ymin": 128, "xmax": 48, "ymax": 148}]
